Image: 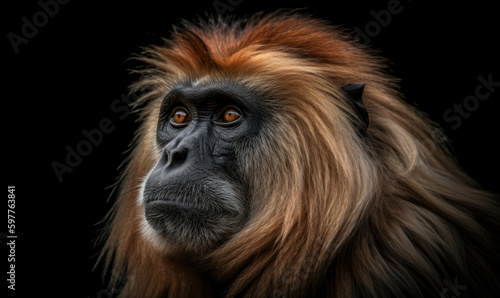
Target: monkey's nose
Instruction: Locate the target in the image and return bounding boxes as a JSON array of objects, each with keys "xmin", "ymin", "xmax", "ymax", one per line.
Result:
[{"xmin": 165, "ymin": 148, "xmax": 188, "ymax": 169}]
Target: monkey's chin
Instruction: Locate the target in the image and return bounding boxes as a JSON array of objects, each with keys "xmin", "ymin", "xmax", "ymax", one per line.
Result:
[{"xmin": 140, "ymin": 199, "xmax": 241, "ymax": 257}]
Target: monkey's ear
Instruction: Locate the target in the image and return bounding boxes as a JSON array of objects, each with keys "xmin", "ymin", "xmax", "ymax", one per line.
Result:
[{"xmin": 342, "ymin": 83, "xmax": 369, "ymax": 134}]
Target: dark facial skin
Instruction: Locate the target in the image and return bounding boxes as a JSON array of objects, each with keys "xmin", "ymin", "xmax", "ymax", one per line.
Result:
[{"xmin": 143, "ymin": 82, "xmax": 263, "ymax": 254}]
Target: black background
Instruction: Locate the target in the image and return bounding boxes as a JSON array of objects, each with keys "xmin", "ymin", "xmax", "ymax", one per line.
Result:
[{"xmin": 3, "ymin": 0, "xmax": 499, "ymax": 297}]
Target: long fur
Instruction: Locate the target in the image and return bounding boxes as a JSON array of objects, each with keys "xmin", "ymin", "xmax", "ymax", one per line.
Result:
[{"xmin": 98, "ymin": 11, "xmax": 500, "ymax": 297}]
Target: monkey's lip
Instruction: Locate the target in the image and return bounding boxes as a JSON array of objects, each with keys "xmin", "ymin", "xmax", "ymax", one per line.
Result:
[
  {"xmin": 145, "ymin": 199, "xmax": 239, "ymax": 217},
  {"xmin": 145, "ymin": 199, "xmax": 198, "ymax": 210}
]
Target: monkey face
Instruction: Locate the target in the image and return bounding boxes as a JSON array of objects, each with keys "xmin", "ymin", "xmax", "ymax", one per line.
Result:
[{"xmin": 141, "ymin": 82, "xmax": 265, "ymax": 255}]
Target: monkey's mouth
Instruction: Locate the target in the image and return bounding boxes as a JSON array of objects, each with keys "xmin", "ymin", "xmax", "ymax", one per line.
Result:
[
  {"xmin": 143, "ymin": 192, "xmax": 245, "ymax": 253},
  {"xmin": 143, "ymin": 187, "xmax": 221, "ymax": 213},
  {"xmin": 142, "ymin": 179, "xmax": 244, "ymax": 217},
  {"xmin": 144, "ymin": 196, "xmax": 238, "ymax": 218},
  {"xmin": 141, "ymin": 176, "xmax": 246, "ymax": 252},
  {"xmin": 145, "ymin": 199, "xmax": 211, "ymax": 223},
  {"xmin": 145, "ymin": 198, "xmax": 197, "ymax": 210}
]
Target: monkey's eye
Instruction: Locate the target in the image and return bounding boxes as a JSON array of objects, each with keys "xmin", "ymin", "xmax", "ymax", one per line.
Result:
[
  {"xmin": 170, "ymin": 108, "xmax": 191, "ymax": 127},
  {"xmin": 216, "ymin": 107, "xmax": 243, "ymax": 126}
]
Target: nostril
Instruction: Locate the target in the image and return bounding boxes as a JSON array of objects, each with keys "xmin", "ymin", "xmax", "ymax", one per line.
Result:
[
  {"xmin": 167, "ymin": 148, "xmax": 188, "ymax": 168},
  {"xmin": 172, "ymin": 149, "xmax": 188, "ymax": 163}
]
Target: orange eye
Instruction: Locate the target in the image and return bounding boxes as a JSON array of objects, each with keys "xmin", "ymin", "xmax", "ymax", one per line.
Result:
[
  {"xmin": 222, "ymin": 108, "xmax": 241, "ymax": 123},
  {"xmin": 170, "ymin": 108, "xmax": 190, "ymax": 127}
]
